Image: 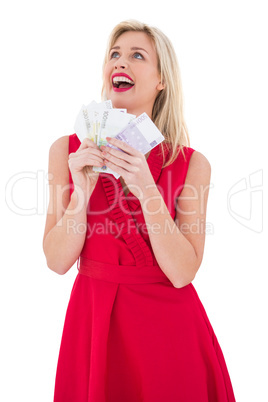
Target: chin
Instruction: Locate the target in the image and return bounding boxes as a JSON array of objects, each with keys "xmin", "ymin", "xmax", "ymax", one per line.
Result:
[{"xmin": 110, "ymin": 96, "xmax": 132, "ymax": 112}]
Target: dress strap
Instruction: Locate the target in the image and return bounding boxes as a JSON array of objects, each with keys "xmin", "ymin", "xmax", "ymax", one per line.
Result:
[{"xmin": 68, "ymin": 133, "xmax": 81, "ymax": 198}]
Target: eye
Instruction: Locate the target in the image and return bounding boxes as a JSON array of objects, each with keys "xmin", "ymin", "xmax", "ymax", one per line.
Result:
[
  {"xmin": 133, "ymin": 52, "xmax": 144, "ymax": 60},
  {"xmin": 110, "ymin": 51, "xmax": 120, "ymax": 59}
]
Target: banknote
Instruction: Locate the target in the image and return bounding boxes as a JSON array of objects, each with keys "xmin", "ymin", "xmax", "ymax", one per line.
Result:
[
  {"xmin": 107, "ymin": 113, "xmax": 165, "ymax": 154},
  {"xmin": 96, "ymin": 113, "xmax": 165, "ymax": 179},
  {"xmin": 92, "ymin": 109, "xmax": 136, "ymax": 177},
  {"xmin": 96, "ymin": 109, "xmax": 136, "ymax": 147},
  {"xmin": 73, "ymin": 105, "xmax": 91, "ymax": 143},
  {"xmin": 74, "ymin": 103, "xmax": 164, "ymax": 179},
  {"xmin": 74, "ymin": 100, "xmax": 113, "ymax": 143}
]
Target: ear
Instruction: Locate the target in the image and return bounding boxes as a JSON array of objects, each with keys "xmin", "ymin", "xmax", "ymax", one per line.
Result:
[{"xmin": 156, "ymin": 81, "xmax": 165, "ymax": 91}]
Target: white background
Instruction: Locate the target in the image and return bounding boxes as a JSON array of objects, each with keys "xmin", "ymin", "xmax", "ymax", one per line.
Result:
[{"xmin": 1, "ymin": 0, "xmax": 267, "ymax": 401}]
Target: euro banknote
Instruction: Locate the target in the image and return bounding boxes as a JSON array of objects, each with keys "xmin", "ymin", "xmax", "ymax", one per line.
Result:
[
  {"xmin": 107, "ymin": 112, "xmax": 165, "ymax": 154},
  {"xmin": 74, "ymin": 100, "xmax": 113, "ymax": 143},
  {"xmin": 95, "ymin": 113, "xmax": 165, "ymax": 178},
  {"xmin": 92, "ymin": 109, "xmax": 136, "ymax": 177},
  {"xmin": 73, "ymin": 102, "xmax": 165, "ymax": 179}
]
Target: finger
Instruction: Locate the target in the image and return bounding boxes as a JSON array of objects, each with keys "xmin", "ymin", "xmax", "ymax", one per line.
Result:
[
  {"xmin": 69, "ymin": 150, "xmax": 105, "ymax": 168},
  {"xmin": 102, "ymin": 146, "xmax": 133, "ymax": 163},
  {"xmin": 69, "ymin": 147, "xmax": 104, "ymax": 162},
  {"xmin": 78, "ymin": 138, "xmax": 99, "ymax": 151},
  {"xmin": 106, "ymin": 137, "xmax": 141, "ymax": 156},
  {"xmin": 103, "ymin": 159, "xmax": 125, "ymax": 177},
  {"xmin": 69, "ymin": 153, "xmax": 104, "ymax": 169},
  {"xmin": 103, "ymin": 153, "xmax": 139, "ymax": 173},
  {"xmin": 81, "ymin": 153, "xmax": 105, "ymax": 166}
]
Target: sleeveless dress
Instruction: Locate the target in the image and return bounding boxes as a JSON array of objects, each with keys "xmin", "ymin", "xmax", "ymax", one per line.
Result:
[{"xmin": 53, "ymin": 133, "xmax": 236, "ymax": 402}]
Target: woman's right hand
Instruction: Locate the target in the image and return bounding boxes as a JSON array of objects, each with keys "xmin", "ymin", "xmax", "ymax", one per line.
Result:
[{"xmin": 68, "ymin": 138, "xmax": 104, "ymax": 197}]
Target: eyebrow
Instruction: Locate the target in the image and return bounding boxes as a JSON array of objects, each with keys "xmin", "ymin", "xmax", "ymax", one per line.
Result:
[{"xmin": 110, "ymin": 46, "xmax": 149, "ymax": 55}]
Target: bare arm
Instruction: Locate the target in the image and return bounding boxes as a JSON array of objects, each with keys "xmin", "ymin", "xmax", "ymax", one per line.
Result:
[
  {"xmin": 42, "ymin": 136, "xmax": 104, "ymax": 275},
  {"xmin": 140, "ymin": 151, "xmax": 211, "ymax": 288},
  {"xmin": 101, "ymin": 138, "xmax": 211, "ymax": 288}
]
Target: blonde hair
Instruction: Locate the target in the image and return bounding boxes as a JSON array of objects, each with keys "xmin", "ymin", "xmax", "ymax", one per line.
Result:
[{"xmin": 102, "ymin": 20, "xmax": 190, "ymax": 167}]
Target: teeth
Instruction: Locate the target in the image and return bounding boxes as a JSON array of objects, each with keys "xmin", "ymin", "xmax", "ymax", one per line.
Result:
[{"xmin": 113, "ymin": 76, "xmax": 134, "ymax": 85}]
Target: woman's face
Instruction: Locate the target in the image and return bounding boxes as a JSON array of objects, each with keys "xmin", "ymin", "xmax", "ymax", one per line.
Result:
[{"xmin": 104, "ymin": 31, "xmax": 164, "ymax": 117}]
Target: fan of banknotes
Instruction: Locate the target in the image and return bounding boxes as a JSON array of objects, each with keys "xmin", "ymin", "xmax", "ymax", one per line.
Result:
[{"xmin": 74, "ymin": 100, "xmax": 165, "ymax": 178}]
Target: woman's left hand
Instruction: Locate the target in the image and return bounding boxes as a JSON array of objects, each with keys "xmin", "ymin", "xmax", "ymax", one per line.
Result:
[{"xmin": 101, "ymin": 137, "xmax": 156, "ymax": 200}]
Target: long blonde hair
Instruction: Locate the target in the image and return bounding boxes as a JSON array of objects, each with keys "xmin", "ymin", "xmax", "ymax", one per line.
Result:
[{"xmin": 102, "ymin": 20, "xmax": 190, "ymax": 167}]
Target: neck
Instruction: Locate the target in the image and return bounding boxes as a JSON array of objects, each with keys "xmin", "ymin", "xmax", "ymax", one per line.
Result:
[
  {"xmin": 113, "ymin": 103, "xmax": 152, "ymax": 119},
  {"xmin": 128, "ymin": 108, "xmax": 152, "ymax": 119}
]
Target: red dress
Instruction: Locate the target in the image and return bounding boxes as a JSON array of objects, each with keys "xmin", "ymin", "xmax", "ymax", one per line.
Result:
[{"xmin": 53, "ymin": 134, "xmax": 236, "ymax": 402}]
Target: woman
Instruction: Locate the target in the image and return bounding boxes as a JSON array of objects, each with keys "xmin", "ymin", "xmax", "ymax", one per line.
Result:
[{"xmin": 43, "ymin": 20, "xmax": 236, "ymax": 401}]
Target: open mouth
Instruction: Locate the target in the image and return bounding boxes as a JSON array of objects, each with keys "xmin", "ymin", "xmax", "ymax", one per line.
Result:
[{"xmin": 112, "ymin": 73, "xmax": 135, "ymax": 91}]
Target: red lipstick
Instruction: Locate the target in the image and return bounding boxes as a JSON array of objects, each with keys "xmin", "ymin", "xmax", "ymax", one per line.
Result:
[
  {"xmin": 113, "ymin": 86, "xmax": 133, "ymax": 92},
  {"xmin": 112, "ymin": 73, "xmax": 134, "ymax": 92},
  {"xmin": 112, "ymin": 73, "xmax": 134, "ymax": 82}
]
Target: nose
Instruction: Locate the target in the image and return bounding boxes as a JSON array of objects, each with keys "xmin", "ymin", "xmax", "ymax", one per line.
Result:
[{"xmin": 114, "ymin": 56, "xmax": 128, "ymax": 70}]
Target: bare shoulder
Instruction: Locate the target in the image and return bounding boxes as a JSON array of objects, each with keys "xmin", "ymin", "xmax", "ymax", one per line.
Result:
[
  {"xmin": 188, "ymin": 150, "xmax": 211, "ymax": 173},
  {"xmin": 49, "ymin": 135, "xmax": 69, "ymax": 159},
  {"xmin": 48, "ymin": 135, "xmax": 70, "ymax": 184},
  {"xmin": 186, "ymin": 150, "xmax": 211, "ymax": 184}
]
